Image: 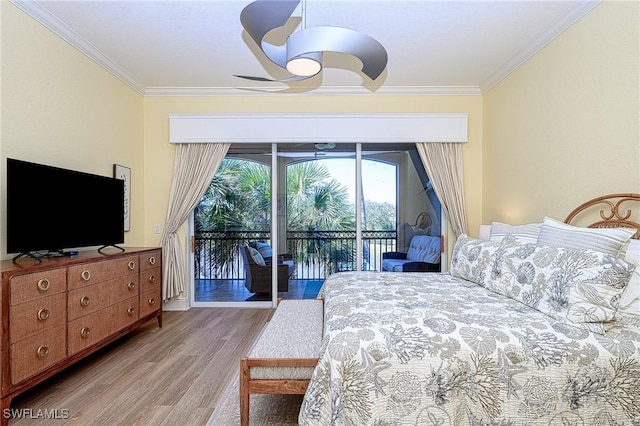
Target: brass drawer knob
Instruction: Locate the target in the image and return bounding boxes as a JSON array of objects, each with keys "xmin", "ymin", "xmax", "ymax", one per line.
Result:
[
  {"xmin": 36, "ymin": 345, "xmax": 49, "ymax": 358},
  {"xmin": 37, "ymin": 308, "xmax": 50, "ymax": 321},
  {"xmin": 127, "ymin": 281, "xmax": 136, "ymax": 290},
  {"xmin": 148, "ymin": 275, "xmax": 156, "ymax": 283},
  {"xmin": 80, "ymin": 327, "xmax": 90, "ymax": 338},
  {"xmin": 128, "ymin": 261, "xmax": 136, "ymax": 270},
  {"xmin": 149, "ymin": 256, "xmax": 156, "ymax": 265},
  {"xmin": 80, "ymin": 296, "xmax": 90, "ymax": 307},
  {"xmin": 127, "ymin": 307, "xmax": 135, "ymax": 316},
  {"xmin": 148, "ymin": 298, "xmax": 155, "ymax": 306},
  {"xmin": 37, "ymin": 278, "xmax": 51, "ymax": 292},
  {"xmin": 81, "ymin": 270, "xmax": 91, "ymax": 281}
]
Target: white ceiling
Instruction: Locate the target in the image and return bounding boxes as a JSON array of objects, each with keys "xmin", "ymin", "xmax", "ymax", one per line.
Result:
[{"xmin": 12, "ymin": 0, "xmax": 600, "ymax": 96}]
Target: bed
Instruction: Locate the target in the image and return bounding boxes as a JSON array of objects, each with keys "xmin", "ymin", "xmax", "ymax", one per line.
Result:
[{"xmin": 299, "ymin": 194, "xmax": 640, "ymax": 425}]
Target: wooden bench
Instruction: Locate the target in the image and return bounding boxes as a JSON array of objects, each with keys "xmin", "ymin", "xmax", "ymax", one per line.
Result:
[{"xmin": 239, "ymin": 299, "xmax": 323, "ymax": 426}]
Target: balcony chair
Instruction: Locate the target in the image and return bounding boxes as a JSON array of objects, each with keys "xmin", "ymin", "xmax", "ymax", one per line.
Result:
[
  {"xmin": 248, "ymin": 241, "xmax": 295, "ymax": 277},
  {"xmin": 239, "ymin": 244, "xmax": 290, "ymax": 294}
]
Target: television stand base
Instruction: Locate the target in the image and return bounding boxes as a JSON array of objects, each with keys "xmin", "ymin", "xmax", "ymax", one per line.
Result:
[
  {"xmin": 12, "ymin": 252, "xmax": 43, "ymax": 263},
  {"xmin": 98, "ymin": 244, "xmax": 125, "ymax": 254}
]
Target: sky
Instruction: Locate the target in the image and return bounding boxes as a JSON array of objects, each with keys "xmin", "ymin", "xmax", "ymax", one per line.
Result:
[{"xmin": 317, "ymin": 158, "xmax": 396, "ymax": 205}]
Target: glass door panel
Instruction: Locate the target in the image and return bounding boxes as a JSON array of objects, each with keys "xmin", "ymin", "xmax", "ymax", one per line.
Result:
[
  {"xmin": 282, "ymin": 143, "xmax": 356, "ymax": 298},
  {"xmin": 192, "ymin": 144, "xmax": 273, "ymax": 304},
  {"xmin": 362, "ymin": 143, "xmax": 442, "ymax": 269},
  {"xmin": 361, "ymin": 146, "xmax": 398, "ymax": 271}
]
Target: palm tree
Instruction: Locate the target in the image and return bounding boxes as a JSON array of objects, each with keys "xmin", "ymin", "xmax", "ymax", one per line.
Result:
[
  {"xmin": 286, "ymin": 161, "xmax": 353, "ymax": 231},
  {"xmin": 195, "ymin": 159, "xmax": 361, "ymax": 278},
  {"xmin": 194, "ymin": 160, "xmax": 272, "ymax": 278},
  {"xmin": 285, "ymin": 161, "xmax": 355, "ymax": 273},
  {"xmin": 196, "ymin": 160, "xmax": 271, "ymax": 232}
]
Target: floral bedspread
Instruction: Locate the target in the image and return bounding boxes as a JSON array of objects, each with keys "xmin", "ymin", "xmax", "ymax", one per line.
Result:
[{"xmin": 298, "ymin": 271, "xmax": 640, "ymax": 425}]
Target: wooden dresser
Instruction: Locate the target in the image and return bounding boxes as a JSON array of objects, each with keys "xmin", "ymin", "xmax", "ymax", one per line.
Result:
[{"xmin": 0, "ymin": 247, "xmax": 162, "ymax": 423}]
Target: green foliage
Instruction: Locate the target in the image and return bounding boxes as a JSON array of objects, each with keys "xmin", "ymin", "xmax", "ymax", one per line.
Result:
[
  {"xmin": 195, "ymin": 159, "xmax": 271, "ymax": 231},
  {"xmin": 364, "ymin": 200, "xmax": 395, "ymax": 231},
  {"xmin": 196, "ymin": 159, "xmax": 381, "ymax": 232},
  {"xmin": 286, "ymin": 162, "xmax": 354, "ymax": 231}
]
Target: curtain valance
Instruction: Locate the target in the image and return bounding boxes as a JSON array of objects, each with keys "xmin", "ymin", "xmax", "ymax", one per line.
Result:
[{"xmin": 169, "ymin": 113, "xmax": 468, "ymax": 144}]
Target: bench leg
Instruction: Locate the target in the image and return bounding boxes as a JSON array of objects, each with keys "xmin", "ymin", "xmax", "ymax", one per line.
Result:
[{"xmin": 240, "ymin": 358, "xmax": 250, "ymax": 426}]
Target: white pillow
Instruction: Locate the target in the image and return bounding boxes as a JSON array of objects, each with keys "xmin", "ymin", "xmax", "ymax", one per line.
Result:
[
  {"xmin": 537, "ymin": 216, "xmax": 636, "ymax": 257},
  {"xmin": 489, "ymin": 221, "xmax": 541, "ymax": 243},
  {"xmin": 619, "ymin": 239, "xmax": 640, "ymax": 315},
  {"xmin": 490, "ymin": 237, "xmax": 635, "ymax": 334}
]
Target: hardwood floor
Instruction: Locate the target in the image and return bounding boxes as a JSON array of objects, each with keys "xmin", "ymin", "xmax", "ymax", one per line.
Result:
[
  {"xmin": 9, "ymin": 308, "xmax": 273, "ymax": 425},
  {"xmin": 194, "ymin": 279, "xmax": 323, "ymax": 302}
]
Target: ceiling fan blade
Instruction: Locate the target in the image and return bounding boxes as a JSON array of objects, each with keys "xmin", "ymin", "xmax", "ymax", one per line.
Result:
[
  {"xmin": 240, "ymin": 0, "xmax": 299, "ymax": 69},
  {"xmin": 233, "ymin": 74, "xmax": 312, "ymax": 83},
  {"xmin": 287, "ymin": 27, "xmax": 388, "ymax": 80},
  {"xmin": 314, "ymin": 142, "xmax": 336, "ymax": 150}
]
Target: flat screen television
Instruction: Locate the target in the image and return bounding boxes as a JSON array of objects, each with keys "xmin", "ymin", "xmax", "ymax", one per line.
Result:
[{"xmin": 7, "ymin": 158, "xmax": 125, "ymax": 261}]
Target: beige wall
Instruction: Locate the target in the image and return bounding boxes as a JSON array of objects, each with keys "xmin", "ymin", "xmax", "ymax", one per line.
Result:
[
  {"xmin": 0, "ymin": 2, "xmax": 144, "ymax": 258},
  {"xmin": 483, "ymin": 0, "xmax": 640, "ymax": 225}
]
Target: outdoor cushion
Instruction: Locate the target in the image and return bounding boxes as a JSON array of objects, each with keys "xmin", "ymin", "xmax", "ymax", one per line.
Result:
[{"xmin": 382, "ymin": 235, "xmax": 441, "ymax": 272}]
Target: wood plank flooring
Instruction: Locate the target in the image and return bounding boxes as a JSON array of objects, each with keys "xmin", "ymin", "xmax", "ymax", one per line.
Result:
[
  {"xmin": 9, "ymin": 308, "xmax": 273, "ymax": 425},
  {"xmin": 194, "ymin": 279, "xmax": 322, "ymax": 302}
]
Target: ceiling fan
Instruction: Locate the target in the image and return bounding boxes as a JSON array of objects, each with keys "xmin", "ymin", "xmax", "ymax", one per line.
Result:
[
  {"xmin": 314, "ymin": 143, "xmax": 336, "ymax": 150},
  {"xmin": 286, "ymin": 142, "xmax": 337, "ymax": 152},
  {"xmin": 234, "ymin": 0, "xmax": 388, "ymax": 83}
]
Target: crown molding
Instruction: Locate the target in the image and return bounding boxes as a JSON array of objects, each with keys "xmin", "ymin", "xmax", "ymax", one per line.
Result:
[
  {"xmin": 13, "ymin": 0, "xmax": 598, "ymax": 97},
  {"xmin": 10, "ymin": 0, "xmax": 146, "ymax": 95},
  {"xmin": 144, "ymin": 85, "xmax": 482, "ymax": 97},
  {"xmin": 479, "ymin": 0, "xmax": 600, "ymax": 93}
]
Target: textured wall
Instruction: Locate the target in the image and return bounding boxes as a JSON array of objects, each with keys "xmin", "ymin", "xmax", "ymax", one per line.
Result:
[
  {"xmin": 1, "ymin": 2, "xmax": 144, "ymax": 258},
  {"xmin": 483, "ymin": 1, "xmax": 640, "ymax": 225}
]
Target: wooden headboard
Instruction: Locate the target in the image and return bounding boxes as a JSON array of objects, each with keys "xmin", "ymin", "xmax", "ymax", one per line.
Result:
[{"xmin": 564, "ymin": 193, "xmax": 640, "ymax": 239}]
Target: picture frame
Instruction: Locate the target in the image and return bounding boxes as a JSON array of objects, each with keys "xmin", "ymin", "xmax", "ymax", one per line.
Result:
[{"xmin": 113, "ymin": 164, "xmax": 131, "ymax": 231}]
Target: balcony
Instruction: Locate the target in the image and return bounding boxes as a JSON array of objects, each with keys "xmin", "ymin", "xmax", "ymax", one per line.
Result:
[{"xmin": 194, "ymin": 229, "xmax": 396, "ymax": 301}]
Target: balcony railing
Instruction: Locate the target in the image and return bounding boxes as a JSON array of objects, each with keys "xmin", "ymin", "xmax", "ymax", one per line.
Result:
[{"xmin": 194, "ymin": 230, "xmax": 397, "ymax": 281}]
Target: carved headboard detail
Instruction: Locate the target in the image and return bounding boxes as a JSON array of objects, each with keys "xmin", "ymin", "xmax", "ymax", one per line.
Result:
[{"xmin": 564, "ymin": 193, "xmax": 640, "ymax": 239}]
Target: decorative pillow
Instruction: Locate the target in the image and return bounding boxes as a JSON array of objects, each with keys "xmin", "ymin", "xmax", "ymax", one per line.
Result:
[
  {"xmin": 254, "ymin": 241, "xmax": 273, "ymax": 259},
  {"xmin": 247, "ymin": 246, "xmax": 266, "ymax": 266},
  {"xmin": 537, "ymin": 216, "xmax": 636, "ymax": 257},
  {"xmin": 488, "ymin": 238, "xmax": 635, "ymax": 334},
  {"xmin": 489, "ymin": 221, "xmax": 541, "ymax": 243},
  {"xmin": 450, "ymin": 233, "xmax": 503, "ymax": 284},
  {"xmin": 618, "ymin": 239, "xmax": 640, "ymax": 315}
]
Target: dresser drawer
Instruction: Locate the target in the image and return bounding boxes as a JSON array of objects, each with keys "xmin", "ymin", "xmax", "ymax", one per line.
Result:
[
  {"xmin": 139, "ymin": 287, "xmax": 161, "ymax": 318},
  {"xmin": 67, "ymin": 273, "xmax": 139, "ymax": 321},
  {"xmin": 67, "ymin": 296, "xmax": 139, "ymax": 355},
  {"xmin": 68, "ymin": 256, "xmax": 139, "ymax": 289},
  {"xmin": 139, "ymin": 266, "xmax": 161, "ymax": 294},
  {"xmin": 10, "ymin": 268, "xmax": 67, "ymax": 305},
  {"xmin": 10, "ymin": 293, "xmax": 67, "ymax": 344},
  {"xmin": 139, "ymin": 250, "xmax": 161, "ymax": 272},
  {"xmin": 10, "ymin": 324, "xmax": 67, "ymax": 385}
]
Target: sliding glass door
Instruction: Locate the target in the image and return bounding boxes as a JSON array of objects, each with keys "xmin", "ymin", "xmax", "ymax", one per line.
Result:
[{"xmin": 190, "ymin": 142, "xmax": 441, "ymax": 307}]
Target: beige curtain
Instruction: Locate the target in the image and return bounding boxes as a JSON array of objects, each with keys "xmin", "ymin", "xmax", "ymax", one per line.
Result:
[
  {"xmin": 161, "ymin": 143, "xmax": 230, "ymax": 301},
  {"xmin": 415, "ymin": 142, "xmax": 469, "ymax": 236}
]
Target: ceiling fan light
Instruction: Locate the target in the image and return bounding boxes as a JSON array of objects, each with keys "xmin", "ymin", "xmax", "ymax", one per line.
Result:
[{"xmin": 286, "ymin": 56, "xmax": 322, "ymax": 77}]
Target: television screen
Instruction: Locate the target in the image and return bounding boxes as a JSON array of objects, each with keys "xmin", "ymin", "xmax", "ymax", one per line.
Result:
[{"xmin": 7, "ymin": 158, "xmax": 125, "ymax": 257}]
